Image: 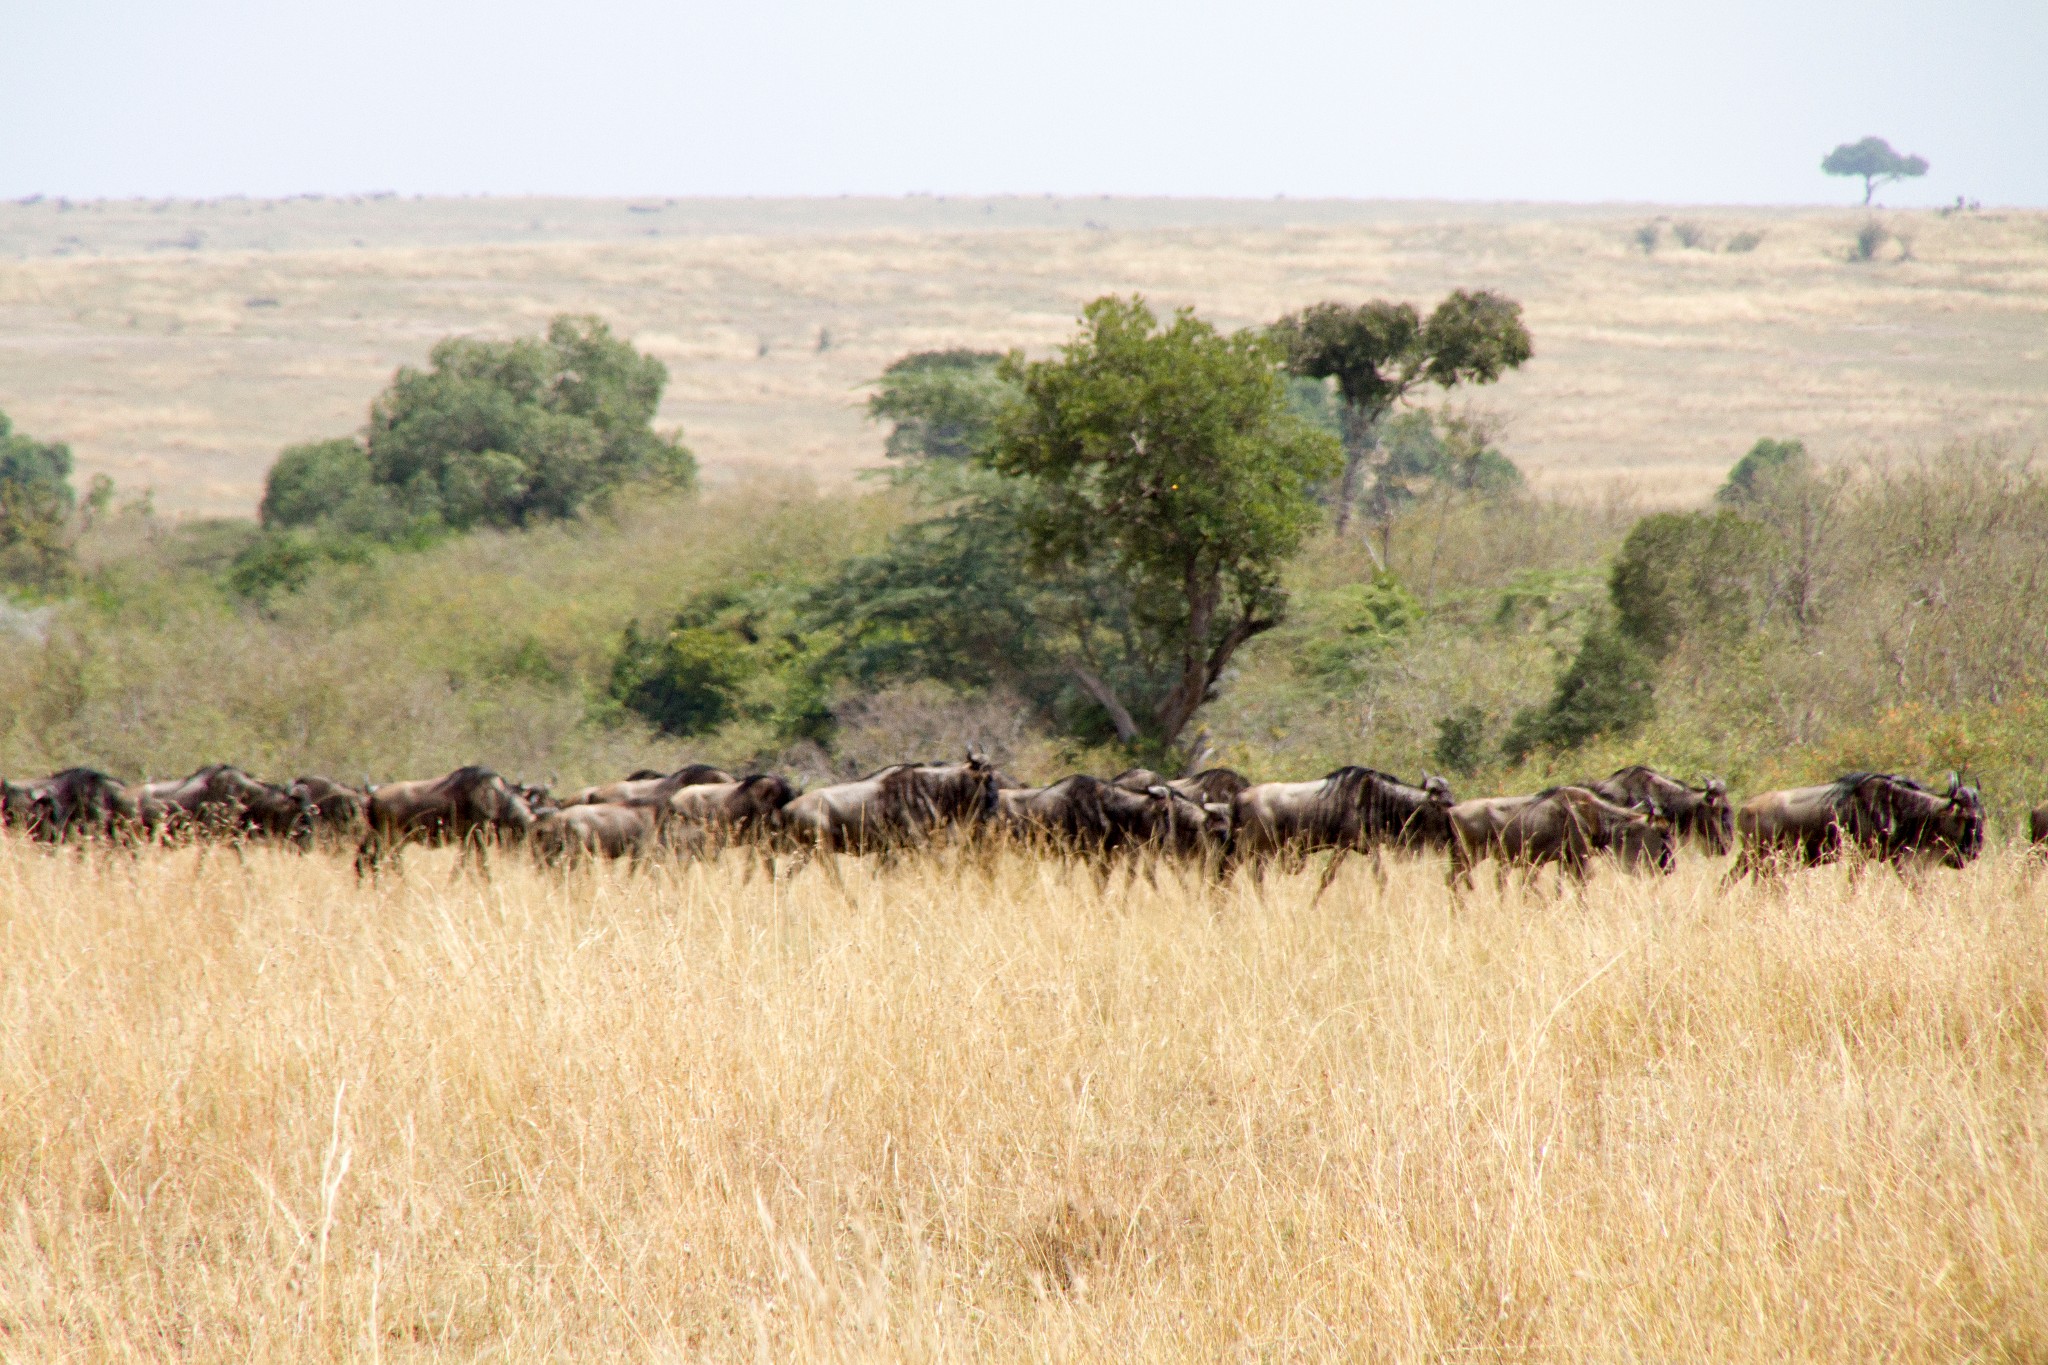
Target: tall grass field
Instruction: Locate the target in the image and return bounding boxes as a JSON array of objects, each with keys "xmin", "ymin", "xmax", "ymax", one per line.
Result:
[{"xmin": 4, "ymin": 838, "xmax": 2043, "ymax": 1359}]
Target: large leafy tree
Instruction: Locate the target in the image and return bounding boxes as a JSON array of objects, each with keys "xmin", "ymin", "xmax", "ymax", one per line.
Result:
[
  {"xmin": 0, "ymin": 410, "xmax": 79, "ymax": 589},
  {"xmin": 985, "ymin": 296, "xmax": 1341, "ymax": 749},
  {"xmin": 260, "ymin": 314, "xmax": 693, "ymax": 537},
  {"xmin": 1270, "ymin": 291, "xmax": 1531, "ymax": 544},
  {"xmin": 1822, "ymin": 137, "xmax": 1928, "ymax": 205}
]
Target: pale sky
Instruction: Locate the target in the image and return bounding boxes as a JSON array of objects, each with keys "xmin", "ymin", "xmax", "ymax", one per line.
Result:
[{"xmin": 4, "ymin": 0, "xmax": 2042, "ymax": 205}]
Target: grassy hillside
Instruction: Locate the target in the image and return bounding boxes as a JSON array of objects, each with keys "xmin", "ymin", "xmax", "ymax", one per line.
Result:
[
  {"xmin": 2, "ymin": 198, "xmax": 2043, "ymax": 513},
  {"xmin": 3, "ymin": 841, "xmax": 2043, "ymax": 1358},
  {"xmin": 5, "ymin": 439, "xmax": 2044, "ymax": 830}
]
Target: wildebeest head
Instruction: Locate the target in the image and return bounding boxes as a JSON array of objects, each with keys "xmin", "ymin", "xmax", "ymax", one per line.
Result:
[
  {"xmin": 1934, "ymin": 773, "xmax": 1986, "ymax": 866},
  {"xmin": 1619, "ymin": 799, "xmax": 1677, "ymax": 874}
]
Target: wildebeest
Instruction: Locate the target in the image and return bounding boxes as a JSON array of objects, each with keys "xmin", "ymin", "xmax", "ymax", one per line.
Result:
[
  {"xmin": 559, "ymin": 764, "xmax": 736, "ymax": 809},
  {"xmin": 1724, "ymin": 773, "xmax": 1899, "ymax": 882},
  {"xmin": 1585, "ymin": 765, "xmax": 1733, "ymax": 854},
  {"xmin": 2032, "ymin": 802, "xmax": 2048, "ymax": 848},
  {"xmin": 994, "ymin": 775, "xmax": 1115, "ymax": 854},
  {"xmin": 1101, "ymin": 782, "xmax": 1232, "ymax": 865},
  {"xmin": 1869, "ymin": 773, "xmax": 1984, "ymax": 869},
  {"xmin": 994, "ymin": 775, "xmax": 1230, "ymax": 871},
  {"xmin": 135, "ymin": 765, "xmax": 313, "ymax": 848},
  {"xmin": 663, "ymin": 774, "xmax": 799, "ymax": 865},
  {"xmin": 531, "ymin": 801, "xmax": 673, "ymax": 865},
  {"xmin": 2, "ymin": 767, "xmax": 140, "ymax": 842},
  {"xmin": 1109, "ymin": 767, "xmax": 1253, "ymax": 807},
  {"xmin": 1458, "ymin": 786, "xmax": 1673, "ymax": 893},
  {"xmin": 355, "ymin": 765, "xmax": 537, "ymax": 875},
  {"xmin": 781, "ymin": 754, "xmax": 1004, "ymax": 866},
  {"xmin": 289, "ymin": 775, "xmax": 369, "ymax": 843},
  {"xmin": 1226, "ymin": 767, "xmax": 1455, "ymax": 897}
]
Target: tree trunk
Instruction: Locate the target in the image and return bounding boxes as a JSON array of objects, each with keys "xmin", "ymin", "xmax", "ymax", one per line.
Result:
[
  {"xmin": 1069, "ymin": 665, "xmax": 1140, "ymax": 744},
  {"xmin": 1331, "ymin": 403, "xmax": 1377, "ymax": 536}
]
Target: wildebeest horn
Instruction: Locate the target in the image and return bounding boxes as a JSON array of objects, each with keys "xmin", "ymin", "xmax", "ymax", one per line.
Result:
[{"xmin": 1945, "ymin": 770, "xmax": 1961, "ymax": 797}]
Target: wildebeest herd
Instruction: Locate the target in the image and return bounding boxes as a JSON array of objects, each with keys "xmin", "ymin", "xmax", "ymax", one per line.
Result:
[{"xmin": 0, "ymin": 752, "xmax": 2007, "ymax": 894}]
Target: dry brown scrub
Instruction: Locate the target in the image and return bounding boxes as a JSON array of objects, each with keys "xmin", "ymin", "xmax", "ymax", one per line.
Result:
[
  {"xmin": 3, "ymin": 837, "xmax": 2045, "ymax": 1359},
  {"xmin": 2, "ymin": 199, "xmax": 2044, "ymax": 513}
]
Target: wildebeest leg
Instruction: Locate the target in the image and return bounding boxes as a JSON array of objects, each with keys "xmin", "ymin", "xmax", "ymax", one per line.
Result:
[
  {"xmin": 1310, "ymin": 847, "xmax": 1350, "ymax": 907},
  {"xmin": 1370, "ymin": 844, "xmax": 1389, "ymax": 891}
]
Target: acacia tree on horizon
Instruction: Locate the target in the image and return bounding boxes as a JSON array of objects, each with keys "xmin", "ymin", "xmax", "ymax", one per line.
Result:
[
  {"xmin": 1822, "ymin": 136, "xmax": 1929, "ymax": 205},
  {"xmin": 1270, "ymin": 291, "xmax": 1531, "ymax": 550}
]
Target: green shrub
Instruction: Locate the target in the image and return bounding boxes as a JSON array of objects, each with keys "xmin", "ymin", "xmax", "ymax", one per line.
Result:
[
  {"xmin": 1502, "ymin": 621, "xmax": 1657, "ymax": 761},
  {"xmin": 1850, "ymin": 219, "xmax": 1892, "ymax": 262},
  {"xmin": 609, "ymin": 583, "xmax": 834, "ymax": 744},
  {"xmin": 0, "ymin": 410, "xmax": 79, "ymax": 591},
  {"xmin": 1716, "ymin": 438, "xmax": 1809, "ymax": 505},
  {"xmin": 1297, "ymin": 575, "xmax": 1424, "ymax": 683},
  {"xmin": 1608, "ymin": 510, "xmax": 1774, "ymax": 658},
  {"xmin": 257, "ymin": 315, "xmax": 694, "ymax": 543},
  {"xmin": 1724, "ymin": 230, "xmax": 1765, "ymax": 253},
  {"xmin": 1431, "ymin": 704, "xmax": 1492, "ymax": 775}
]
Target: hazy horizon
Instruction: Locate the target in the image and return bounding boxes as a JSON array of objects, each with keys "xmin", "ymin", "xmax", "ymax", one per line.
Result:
[{"xmin": 6, "ymin": 0, "xmax": 2043, "ymax": 207}]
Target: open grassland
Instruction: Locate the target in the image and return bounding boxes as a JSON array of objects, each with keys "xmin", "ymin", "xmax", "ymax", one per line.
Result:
[
  {"xmin": 1, "ymin": 197, "xmax": 2044, "ymax": 513},
  {"xmin": 3, "ymin": 838, "xmax": 2045, "ymax": 1360}
]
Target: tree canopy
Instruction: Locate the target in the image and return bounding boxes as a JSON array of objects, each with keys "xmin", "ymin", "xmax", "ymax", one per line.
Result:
[
  {"xmin": 260, "ymin": 315, "xmax": 693, "ymax": 538},
  {"xmin": 0, "ymin": 410, "xmax": 79, "ymax": 589},
  {"xmin": 1716, "ymin": 437, "xmax": 1810, "ymax": 506},
  {"xmin": 1270, "ymin": 291, "xmax": 1530, "ymax": 537},
  {"xmin": 1822, "ymin": 137, "xmax": 1928, "ymax": 205},
  {"xmin": 866, "ymin": 350, "xmax": 1014, "ymax": 462},
  {"xmin": 986, "ymin": 296, "xmax": 1342, "ymax": 749}
]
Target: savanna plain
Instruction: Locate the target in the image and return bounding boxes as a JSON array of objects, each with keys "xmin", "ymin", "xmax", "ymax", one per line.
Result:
[
  {"xmin": 6, "ymin": 839, "xmax": 2047, "ymax": 1360},
  {"xmin": 3, "ymin": 198, "xmax": 2048, "ymax": 1360}
]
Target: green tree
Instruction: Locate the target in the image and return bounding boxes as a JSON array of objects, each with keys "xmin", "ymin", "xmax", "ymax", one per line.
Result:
[
  {"xmin": 1502, "ymin": 620, "xmax": 1658, "ymax": 761},
  {"xmin": 1609, "ymin": 510, "xmax": 1775, "ymax": 659},
  {"xmin": 0, "ymin": 410, "xmax": 79, "ymax": 590},
  {"xmin": 1822, "ymin": 137, "xmax": 1928, "ymax": 205},
  {"xmin": 1716, "ymin": 437, "xmax": 1809, "ymax": 506},
  {"xmin": 867, "ymin": 350, "xmax": 1016, "ymax": 461},
  {"xmin": 985, "ymin": 296, "xmax": 1342, "ymax": 749},
  {"xmin": 257, "ymin": 315, "xmax": 693, "ymax": 538},
  {"xmin": 259, "ymin": 438, "xmax": 410, "ymax": 537},
  {"xmin": 1270, "ymin": 290, "xmax": 1531, "ymax": 546},
  {"xmin": 608, "ymin": 584, "xmax": 831, "ymax": 742}
]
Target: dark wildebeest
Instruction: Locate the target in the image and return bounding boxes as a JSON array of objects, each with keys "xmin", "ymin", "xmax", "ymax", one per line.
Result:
[
  {"xmin": 993, "ymin": 775, "xmax": 1115, "ymax": 855},
  {"xmin": 2, "ymin": 768, "xmax": 140, "ymax": 842},
  {"xmin": 1101, "ymin": 782, "xmax": 1232, "ymax": 867},
  {"xmin": 664, "ymin": 774, "xmax": 799, "ymax": 868},
  {"xmin": 135, "ymin": 765, "xmax": 312, "ymax": 848},
  {"xmin": 1868, "ymin": 773, "xmax": 1984, "ymax": 869},
  {"xmin": 2032, "ymin": 802, "xmax": 2048, "ymax": 849},
  {"xmin": 531, "ymin": 801, "xmax": 672, "ymax": 866},
  {"xmin": 1585, "ymin": 765, "xmax": 1733, "ymax": 855},
  {"xmin": 355, "ymin": 766, "xmax": 537, "ymax": 875},
  {"xmin": 1226, "ymin": 767, "xmax": 1455, "ymax": 899},
  {"xmin": 781, "ymin": 754, "xmax": 1004, "ymax": 871},
  {"xmin": 559, "ymin": 764, "xmax": 736, "ymax": 809},
  {"xmin": 289, "ymin": 775, "xmax": 369, "ymax": 844},
  {"xmin": 995, "ymin": 777, "xmax": 1229, "ymax": 877},
  {"xmin": 1109, "ymin": 767, "xmax": 1253, "ymax": 808},
  {"xmin": 1724, "ymin": 773, "xmax": 1899, "ymax": 882},
  {"xmin": 1455, "ymin": 787, "xmax": 1673, "ymax": 893}
]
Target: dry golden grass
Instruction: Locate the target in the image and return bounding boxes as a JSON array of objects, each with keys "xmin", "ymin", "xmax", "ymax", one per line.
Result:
[
  {"xmin": 3, "ymin": 835, "xmax": 2044, "ymax": 1359},
  {"xmin": 2, "ymin": 197, "xmax": 2044, "ymax": 513}
]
